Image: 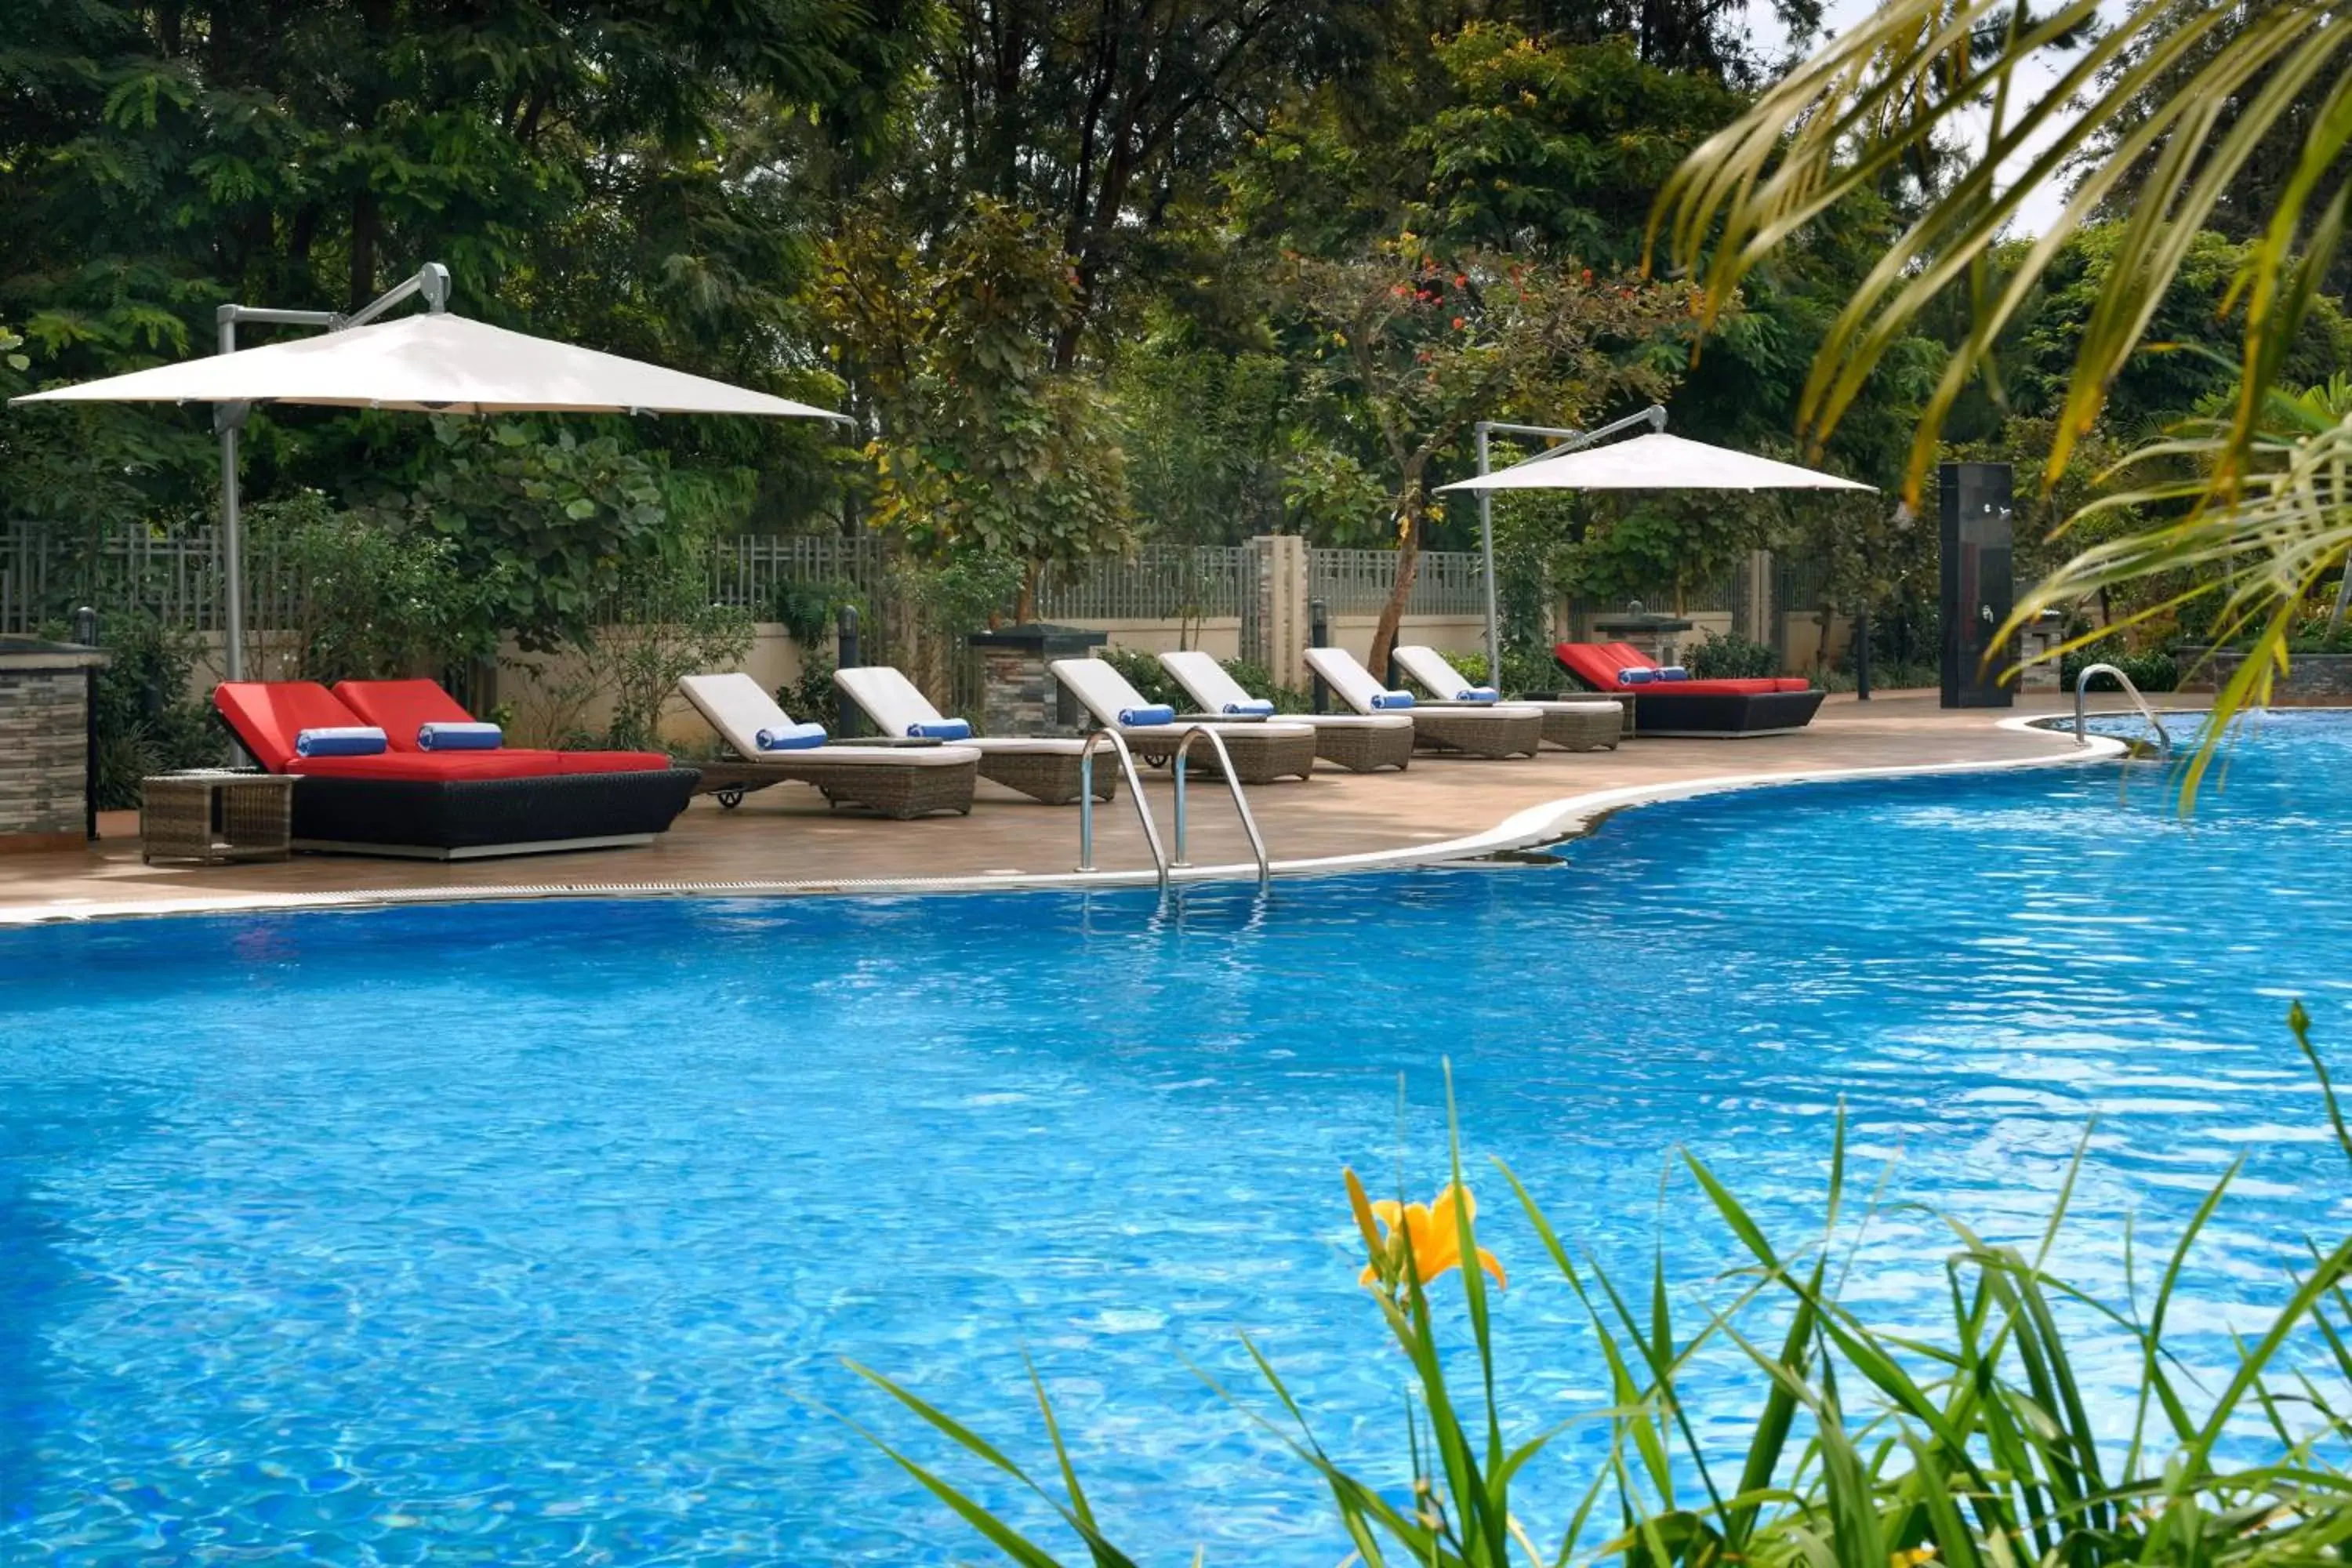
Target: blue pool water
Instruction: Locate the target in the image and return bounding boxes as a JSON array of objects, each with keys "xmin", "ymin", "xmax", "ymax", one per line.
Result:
[{"xmin": 4, "ymin": 713, "xmax": 2350, "ymax": 1563}]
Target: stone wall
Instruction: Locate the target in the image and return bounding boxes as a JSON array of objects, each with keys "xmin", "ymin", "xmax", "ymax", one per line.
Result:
[
  {"xmin": 2180, "ymin": 648, "xmax": 2352, "ymax": 704},
  {"xmin": 0, "ymin": 667, "xmax": 89, "ymax": 851}
]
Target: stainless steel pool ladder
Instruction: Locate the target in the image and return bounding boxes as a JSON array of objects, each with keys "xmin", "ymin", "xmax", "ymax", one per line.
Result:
[
  {"xmin": 2073, "ymin": 662, "xmax": 2172, "ymax": 760},
  {"xmin": 1074, "ymin": 726, "xmax": 1272, "ymax": 889}
]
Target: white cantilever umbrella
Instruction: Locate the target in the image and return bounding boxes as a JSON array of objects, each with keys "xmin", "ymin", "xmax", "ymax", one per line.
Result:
[
  {"xmin": 1436, "ymin": 429, "xmax": 1878, "ymax": 494},
  {"xmin": 6, "ymin": 262, "xmax": 848, "ymax": 677},
  {"xmin": 1432, "ymin": 405, "xmax": 1875, "ymax": 687}
]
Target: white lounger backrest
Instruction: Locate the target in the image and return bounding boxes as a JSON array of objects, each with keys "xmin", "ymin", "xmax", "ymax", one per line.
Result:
[
  {"xmin": 1159, "ymin": 649, "xmax": 1256, "ymax": 713},
  {"xmin": 1050, "ymin": 655, "xmax": 1153, "ymax": 728},
  {"xmin": 1394, "ymin": 644, "xmax": 1476, "ymax": 699},
  {"xmin": 678, "ymin": 672, "xmax": 799, "ymax": 757},
  {"xmin": 1301, "ymin": 646, "xmax": 1387, "ymax": 715},
  {"xmin": 834, "ymin": 665, "xmax": 940, "ymax": 737}
]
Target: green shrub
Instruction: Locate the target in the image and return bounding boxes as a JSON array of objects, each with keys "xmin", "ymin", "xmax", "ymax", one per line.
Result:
[
  {"xmin": 1096, "ymin": 645, "xmax": 1181, "ymax": 709},
  {"xmin": 1443, "ymin": 645, "xmax": 1562, "ymax": 698},
  {"xmin": 858, "ymin": 1012, "xmax": 2352, "ymax": 1568},
  {"xmin": 1686, "ymin": 630, "xmax": 1780, "ymax": 680},
  {"xmin": 52, "ymin": 613, "xmax": 223, "ymax": 808},
  {"xmin": 2061, "ymin": 641, "xmax": 2180, "ymax": 693}
]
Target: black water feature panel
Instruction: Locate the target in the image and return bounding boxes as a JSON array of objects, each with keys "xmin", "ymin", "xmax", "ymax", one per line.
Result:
[
  {"xmin": 1308, "ymin": 597, "xmax": 1330, "ymax": 714},
  {"xmin": 835, "ymin": 604, "xmax": 861, "ymax": 738},
  {"xmin": 1940, "ymin": 461, "xmax": 2014, "ymax": 709}
]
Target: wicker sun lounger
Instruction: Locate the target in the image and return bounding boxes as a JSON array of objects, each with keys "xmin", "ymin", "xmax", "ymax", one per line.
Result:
[
  {"xmin": 1392, "ymin": 645, "xmax": 1621, "ymax": 752},
  {"xmin": 833, "ymin": 665, "xmax": 1114, "ymax": 805},
  {"xmin": 676, "ymin": 673, "xmax": 981, "ymax": 819},
  {"xmin": 1302, "ymin": 648, "xmax": 1544, "ymax": 759},
  {"xmin": 1049, "ymin": 656, "xmax": 1319, "ymax": 785},
  {"xmin": 1157, "ymin": 649, "xmax": 1413, "ymax": 773}
]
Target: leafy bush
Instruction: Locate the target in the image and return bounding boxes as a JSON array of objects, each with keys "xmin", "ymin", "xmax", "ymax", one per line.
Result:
[
  {"xmin": 781, "ymin": 650, "xmax": 840, "ymax": 730},
  {"xmin": 47, "ymin": 612, "xmax": 222, "ymax": 808},
  {"xmin": 1686, "ymin": 630, "xmax": 1780, "ymax": 680},
  {"xmin": 1096, "ymin": 645, "xmax": 1181, "ymax": 709},
  {"xmin": 1442, "ymin": 645, "xmax": 1562, "ymax": 697},
  {"xmin": 2060, "ymin": 640, "xmax": 2180, "ymax": 693},
  {"xmin": 858, "ymin": 1016, "xmax": 2352, "ymax": 1568},
  {"xmin": 246, "ymin": 492, "xmax": 499, "ymax": 684},
  {"xmin": 1221, "ymin": 656, "xmax": 1309, "ymax": 713}
]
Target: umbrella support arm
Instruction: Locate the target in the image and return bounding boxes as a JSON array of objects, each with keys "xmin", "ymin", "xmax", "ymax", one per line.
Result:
[
  {"xmin": 210, "ymin": 264, "xmax": 449, "ymax": 682},
  {"xmin": 1470, "ymin": 405, "xmax": 1669, "ymax": 691}
]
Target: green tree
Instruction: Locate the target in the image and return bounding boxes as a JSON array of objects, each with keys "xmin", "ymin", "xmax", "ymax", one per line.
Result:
[
  {"xmin": 814, "ymin": 199, "xmax": 1133, "ymax": 621},
  {"xmin": 1656, "ymin": 0, "xmax": 2352, "ymax": 788},
  {"xmin": 1285, "ymin": 242, "xmax": 1691, "ymax": 670}
]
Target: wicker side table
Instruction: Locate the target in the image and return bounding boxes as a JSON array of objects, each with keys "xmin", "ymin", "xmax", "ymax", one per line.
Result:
[{"xmin": 142, "ymin": 771, "xmax": 298, "ymax": 865}]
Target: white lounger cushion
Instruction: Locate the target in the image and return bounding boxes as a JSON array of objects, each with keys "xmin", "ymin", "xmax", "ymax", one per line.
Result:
[
  {"xmin": 1393, "ymin": 645, "xmax": 1619, "ymax": 714},
  {"xmin": 833, "ymin": 665, "xmax": 1098, "ymax": 753},
  {"xmin": 1161, "ymin": 649, "xmax": 1410, "ymax": 731},
  {"xmin": 677, "ymin": 673, "xmax": 979, "ymax": 766},
  {"xmin": 1050, "ymin": 655, "xmax": 1312, "ymax": 738},
  {"xmin": 1304, "ymin": 646, "xmax": 1544, "ymax": 721}
]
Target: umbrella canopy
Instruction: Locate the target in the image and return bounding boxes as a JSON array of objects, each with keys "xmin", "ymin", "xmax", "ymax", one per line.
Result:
[
  {"xmin": 9, "ymin": 311, "xmax": 844, "ymax": 421},
  {"xmin": 1437, "ymin": 430, "xmax": 1874, "ymax": 492}
]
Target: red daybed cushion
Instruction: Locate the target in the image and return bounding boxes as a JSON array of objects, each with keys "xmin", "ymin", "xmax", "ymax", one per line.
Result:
[
  {"xmin": 214, "ymin": 683, "xmax": 567, "ymax": 779},
  {"xmin": 332, "ymin": 678, "xmax": 670, "ymax": 774},
  {"xmin": 1555, "ymin": 641, "xmax": 1811, "ymax": 697}
]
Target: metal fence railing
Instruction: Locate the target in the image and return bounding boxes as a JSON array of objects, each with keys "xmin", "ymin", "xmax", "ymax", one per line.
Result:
[
  {"xmin": 1308, "ymin": 547, "xmax": 1486, "ymax": 616},
  {"xmin": 3, "ymin": 519, "xmax": 1497, "ymax": 641},
  {"xmin": 1036, "ymin": 546, "xmax": 1247, "ymax": 620}
]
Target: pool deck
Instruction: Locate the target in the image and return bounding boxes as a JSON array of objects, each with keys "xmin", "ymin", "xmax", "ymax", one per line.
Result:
[{"xmin": 0, "ymin": 691, "xmax": 2147, "ymax": 924}]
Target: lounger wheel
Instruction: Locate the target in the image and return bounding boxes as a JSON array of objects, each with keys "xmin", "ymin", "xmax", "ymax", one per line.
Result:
[{"xmin": 715, "ymin": 787, "xmax": 746, "ymax": 809}]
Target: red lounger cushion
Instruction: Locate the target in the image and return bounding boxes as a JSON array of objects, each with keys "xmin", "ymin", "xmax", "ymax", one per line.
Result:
[
  {"xmin": 333, "ymin": 679, "xmax": 670, "ymax": 774},
  {"xmin": 1597, "ymin": 642, "xmax": 1809, "ymax": 693},
  {"xmin": 1556, "ymin": 642, "xmax": 1812, "ymax": 696},
  {"xmin": 212, "ymin": 684, "xmax": 564, "ymax": 779}
]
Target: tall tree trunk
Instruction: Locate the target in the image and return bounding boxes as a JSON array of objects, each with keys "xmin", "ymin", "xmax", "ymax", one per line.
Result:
[{"xmin": 1368, "ymin": 481, "xmax": 1427, "ymax": 679}]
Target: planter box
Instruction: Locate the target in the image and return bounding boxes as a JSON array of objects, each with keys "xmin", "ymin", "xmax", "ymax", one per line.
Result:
[{"xmin": 2176, "ymin": 646, "xmax": 2352, "ymax": 704}]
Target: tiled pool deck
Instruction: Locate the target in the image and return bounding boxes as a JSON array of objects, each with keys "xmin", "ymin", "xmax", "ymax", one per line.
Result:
[{"xmin": 0, "ymin": 691, "xmax": 2161, "ymax": 924}]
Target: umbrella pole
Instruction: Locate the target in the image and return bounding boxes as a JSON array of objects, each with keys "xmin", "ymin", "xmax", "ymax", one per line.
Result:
[
  {"xmin": 1477, "ymin": 423, "xmax": 1500, "ymax": 691},
  {"xmin": 217, "ymin": 402, "xmax": 248, "ymax": 682}
]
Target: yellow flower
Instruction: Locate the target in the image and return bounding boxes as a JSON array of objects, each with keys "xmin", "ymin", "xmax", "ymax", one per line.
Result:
[
  {"xmin": 1346, "ymin": 1169, "xmax": 1505, "ymax": 1291},
  {"xmin": 1891, "ymin": 1548, "xmax": 1937, "ymax": 1567}
]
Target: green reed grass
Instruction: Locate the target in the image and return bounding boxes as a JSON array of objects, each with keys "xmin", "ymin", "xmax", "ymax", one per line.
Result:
[{"xmin": 848, "ymin": 1005, "xmax": 2352, "ymax": 1566}]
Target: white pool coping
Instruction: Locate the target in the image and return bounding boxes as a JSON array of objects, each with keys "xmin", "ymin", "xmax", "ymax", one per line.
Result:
[{"xmin": 0, "ymin": 714, "xmax": 2137, "ymax": 927}]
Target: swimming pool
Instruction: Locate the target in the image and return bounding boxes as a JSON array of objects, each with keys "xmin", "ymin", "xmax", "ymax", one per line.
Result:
[{"xmin": 3, "ymin": 713, "xmax": 2347, "ymax": 1563}]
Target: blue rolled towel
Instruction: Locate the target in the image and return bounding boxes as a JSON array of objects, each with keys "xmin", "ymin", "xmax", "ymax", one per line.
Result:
[
  {"xmin": 906, "ymin": 718, "xmax": 972, "ymax": 740},
  {"xmin": 1118, "ymin": 704, "xmax": 1176, "ymax": 727},
  {"xmin": 1222, "ymin": 699, "xmax": 1276, "ymax": 717},
  {"xmin": 416, "ymin": 720, "xmax": 503, "ymax": 751},
  {"xmin": 1370, "ymin": 689, "xmax": 1414, "ymax": 710},
  {"xmin": 1454, "ymin": 685, "xmax": 1500, "ymax": 702},
  {"xmin": 294, "ymin": 725, "xmax": 387, "ymax": 757},
  {"xmin": 1653, "ymin": 666, "xmax": 1691, "ymax": 681},
  {"xmin": 1617, "ymin": 666, "xmax": 1657, "ymax": 685},
  {"xmin": 755, "ymin": 722, "xmax": 828, "ymax": 751}
]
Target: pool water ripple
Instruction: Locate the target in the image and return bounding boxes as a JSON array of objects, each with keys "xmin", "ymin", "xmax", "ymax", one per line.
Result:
[{"xmin": 2, "ymin": 713, "xmax": 2350, "ymax": 1562}]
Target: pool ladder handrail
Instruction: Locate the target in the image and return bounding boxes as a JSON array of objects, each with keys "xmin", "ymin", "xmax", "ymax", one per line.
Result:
[
  {"xmin": 1074, "ymin": 725, "xmax": 1272, "ymax": 889},
  {"xmin": 2073, "ymin": 661, "xmax": 2172, "ymax": 760}
]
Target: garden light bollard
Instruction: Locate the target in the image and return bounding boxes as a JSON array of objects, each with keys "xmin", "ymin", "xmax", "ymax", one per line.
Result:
[
  {"xmin": 837, "ymin": 604, "xmax": 861, "ymax": 739},
  {"xmin": 1309, "ymin": 598, "xmax": 1329, "ymax": 714}
]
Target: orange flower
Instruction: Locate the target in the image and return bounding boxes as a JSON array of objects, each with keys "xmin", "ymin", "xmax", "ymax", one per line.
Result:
[{"xmin": 1347, "ymin": 1169, "xmax": 1505, "ymax": 1291}]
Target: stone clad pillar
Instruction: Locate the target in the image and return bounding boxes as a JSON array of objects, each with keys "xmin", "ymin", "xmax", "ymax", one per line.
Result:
[
  {"xmin": 1243, "ymin": 535, "xmax": 1308, "ymax": 691},
  {"xmin": 964, "ymin": 623, "xmax": 1109, "ymax": 735},
  {"xmin": 0, "ymin": 637, "xmax": 110, "ymax": 853}
]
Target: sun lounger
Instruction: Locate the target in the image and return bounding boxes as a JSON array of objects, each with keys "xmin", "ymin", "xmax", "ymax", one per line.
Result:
[
  {"xmin": 831, "ymin": 665, "xmax": 1114, "ymax": 805},
  {"xmin": 1301, "ymin": 648, "xmax": 1543, "ymax": 758},
  {"xmin": 1392, "ymin": 645, "xmax": 1621, "ymax": 751},
  {"xmin": 1049, "ymin": 655, "xmax": 1318, "ymax": 784},
  {"xmin": 1157, "ymin": 649, "xmax": 1412, "ymax": 773},
  {"xmin": 213, "ymin": 681, "xmax": 698, "ymax": 858},
  {"xmin": 1554, "ymin": 642, "xmax": 1825, "ymax": 737},
  {"xmin": 676, "ymin": 673, "xmax": 981, "ymax": 818}
]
